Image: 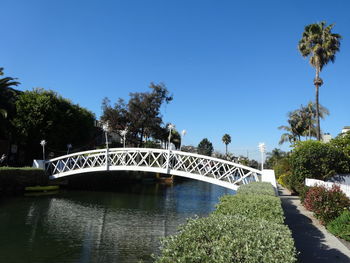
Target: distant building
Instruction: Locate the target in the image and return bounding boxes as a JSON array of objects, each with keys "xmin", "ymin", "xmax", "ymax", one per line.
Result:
[
  {"xmin": 322, "ymin": 133, "xmax": 332, "ymax": 143},
  {"xmin": 341, "ymin": 126, "xmax": 350, "ymax": 134}
]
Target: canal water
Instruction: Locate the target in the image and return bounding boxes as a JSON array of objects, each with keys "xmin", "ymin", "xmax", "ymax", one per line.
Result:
[{"xmin": 0, "ymin": 179, "xmax": 234, "ymax": 263}]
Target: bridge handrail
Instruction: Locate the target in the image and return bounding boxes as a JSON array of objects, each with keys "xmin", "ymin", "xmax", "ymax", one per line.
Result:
[{"xmin": 47, "ymin": 147, "xmax": 262, "ymax": 174}]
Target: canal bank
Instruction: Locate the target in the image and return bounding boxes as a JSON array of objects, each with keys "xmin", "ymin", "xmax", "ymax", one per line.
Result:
[{"xmin": 0, "ymin": 167, "xmax": 48, "ymax": 196}]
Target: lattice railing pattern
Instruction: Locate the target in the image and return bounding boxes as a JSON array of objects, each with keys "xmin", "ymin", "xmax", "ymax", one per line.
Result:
[{"xmin": 46, "ymin": 148, "xmax": 262, "ymax": 188}]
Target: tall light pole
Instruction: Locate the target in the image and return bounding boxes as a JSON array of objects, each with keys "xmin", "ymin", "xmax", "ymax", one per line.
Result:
[
  {"xmin": 166, "ymin": 123, "xmax": 175, "ymax": 173},
  {"xmin": 180, "ymin": 129, "xmax": 187, "ymax": 151},
  {"xmin": 120, "ymin": 128, "xmax": 128, "ymax": 148},
  {"xmin": 102, "ymin": 121, "xmax": 110, "ymax": 149},
  {"xmin": 40, "ymin": 140, "xmax": 47, "ymax": 161},
  {"xmin": 102, "ymin": 121, "xmax": 110, "ymax": 170},
  {"xmin": 67, "ymin": 144, "xmax": 72, "ymax": 155},
  {"xmin": 167, "ymin": 123, "xmax": 175, "ymax": 150},
  {"xmin": 258, "ymin": 142, "xmax": 266, "ymax": 170}
]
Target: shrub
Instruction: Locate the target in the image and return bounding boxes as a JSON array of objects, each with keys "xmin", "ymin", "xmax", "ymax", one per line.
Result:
[
  {"xmin": 236, "ymin": 182, "xmax": 276, "ymax": 196},
  {"xmin": 278, "ymin": 173, "xmax": 291, "ymax": 188},
  {"xmin": 303, "ymin": 185, "xmax": 350, "ymax": 225},
  {"xmin": 289, "ymin": 141, "xmax": 350, "ymax": 193},
  {"xmin": 214, "ymin": 194, "xmax": 284, "ymax": 224},
  {"xmin": 154, "ymin": 214, "xmax": 297, "ymax": 263},
  {"xmin": 327, "ymin": 210, "xmax": 350, "ymax": 241},
  {"xmin": 274, "ymin": 157, "xmax": 292, "ymax": 180}
]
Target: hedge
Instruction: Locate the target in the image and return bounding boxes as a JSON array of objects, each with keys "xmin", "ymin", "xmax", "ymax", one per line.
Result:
[
  {"xmin": 0, "ymin": 167, "xmax": 47, "ymax": 188},
  {"xmin": 214, "ymin": 194, "xmax": 284, "ymax": 224},
  {"xmin": 154, "ymin": 214, "xmax": 297, "ymax": 263},
  {"xmin": 154, "ymin": 182, "xmax": 297, "ymax": 263},
  {"xmin": 289, "ymin": 141, "xmax": 350, "ymax": 193},
  {"xmin": 236, "ymin": 182, "xmax": 276, "ymax": 196}
]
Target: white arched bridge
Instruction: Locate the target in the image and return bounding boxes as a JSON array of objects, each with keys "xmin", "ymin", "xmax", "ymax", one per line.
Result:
[{"xmin": 45, "ymin": 148, "xmax": 274, "ymax": 190}]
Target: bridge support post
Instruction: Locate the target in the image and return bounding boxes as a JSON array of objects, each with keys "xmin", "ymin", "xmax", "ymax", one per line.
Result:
[
  {"xmin": 166, "ymin": 149, "xmax": 171, "ymax": 174},
  {"xmin": 105, "ymin": 148, "xmax": 109, "ymax": 171}
]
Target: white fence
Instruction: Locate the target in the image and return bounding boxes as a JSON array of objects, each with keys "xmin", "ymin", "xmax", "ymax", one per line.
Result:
[{"xmin": 305, "ymin": 178, "xmax": 350, "ymax": 198}]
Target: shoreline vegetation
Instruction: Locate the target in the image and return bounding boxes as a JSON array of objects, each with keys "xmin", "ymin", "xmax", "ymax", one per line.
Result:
[{"xmin": 154, "ymin": 182, "xmax": 297, "ymax": 263}]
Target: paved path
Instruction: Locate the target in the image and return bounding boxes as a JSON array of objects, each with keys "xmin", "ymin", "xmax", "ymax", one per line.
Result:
[{"xmin": 278, "ymin": 185, "xmax": 350, "ymax": 263}]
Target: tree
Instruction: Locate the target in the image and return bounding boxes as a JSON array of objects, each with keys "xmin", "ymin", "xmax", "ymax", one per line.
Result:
[
  {"xmin": 0, "ymin": 67, "xmax": 20, "ymax": 118},
  {"xmin": 299, "ymin": 102, "xmax": 329, "ymax": 139},
  {"xmin": 197, "ymin": 138, "xmax": 214, "ymax": 156},
  {"xmin": 13, "ymin": 89, "xmax": 96, "ymax": 164},
  {"xmin": 298, "ymin": 21, "xmax": 341, "ymax": 140},
  {"xmin": 278, "ymin": 111, "xmax": 305, "ymax": 145},
  {"xmin": 222, "ymin": 134, "xmax": 231, "ymax": 156},
  {"xmin": 101, "ymin": 83, "xmax": 172, "ymax": 147},
  {"xmin": 278, "ymin": 102, "xmax": 329, "ymax": 144},
  {"xmin": 265, "ymin": 148, "xmax": 286, "ymax": 169}
]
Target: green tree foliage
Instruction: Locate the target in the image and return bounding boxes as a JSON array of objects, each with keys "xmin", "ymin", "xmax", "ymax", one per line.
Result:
[
  {"xmin": 101, "ymin": 83, "xmax": 172, "ymax": 147},
  {"xmin": 0, "ymin": 68, "xmax": 21, "ymax": 140},
  {"xmin": 13, "ymin": 89, "xmax": 95, "ymax": 164},
  {"xmin": 221, "ymin": 133, "xmax": 231, "ymax": 156},
  {"xmin": 197, "ymin": 138, "xmax": 213, "ymax": 156},
  {"xmin": 265, "ymin": 148, "xmax": 286, "ymax": 169},
  {"xmin": 289, "ymin": 141, "xmax": 350, "ymax": 193},
  {"xmin": 330, "ymin": 131, "xmax": 350, "ymax": 159},
  {"xmin": 298, "ymin": 21, "xmax": 341, "ymax": 140}
]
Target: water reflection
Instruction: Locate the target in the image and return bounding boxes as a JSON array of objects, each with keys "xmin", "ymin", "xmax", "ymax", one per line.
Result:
[{"xmin": 0, "ymin": 179, "xmax": 234, "ymax": 263}]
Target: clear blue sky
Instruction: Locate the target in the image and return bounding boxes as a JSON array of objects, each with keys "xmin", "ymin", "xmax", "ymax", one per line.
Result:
[{"xmin": 1, "ymin": 0, "xmax": 350, "ymax": 160}]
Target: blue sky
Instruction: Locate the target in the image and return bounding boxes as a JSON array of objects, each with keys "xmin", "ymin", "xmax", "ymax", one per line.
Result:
[{"xmin": 1, "ymin": 0, "xmax": 350, "ymax": 160}]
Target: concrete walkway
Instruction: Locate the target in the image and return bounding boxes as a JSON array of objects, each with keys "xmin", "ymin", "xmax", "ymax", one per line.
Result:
[{"xmin": 278, "ymin": 185, "xmax": 350, "ymax": 263}]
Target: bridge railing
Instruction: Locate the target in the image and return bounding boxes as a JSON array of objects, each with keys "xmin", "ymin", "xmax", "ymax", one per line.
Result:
[{"xmin": 45, "ymin": 148, "xmax": 263, "ymax": 188}]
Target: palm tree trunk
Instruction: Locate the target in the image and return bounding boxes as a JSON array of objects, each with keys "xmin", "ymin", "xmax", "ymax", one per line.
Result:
[
  {"xmin": 315, "ymin": 68, "xmax": 321, "ymax": 141},
  {"xmin": 225, "ymin": 144, "xmax": 228, "ymax": 156}
]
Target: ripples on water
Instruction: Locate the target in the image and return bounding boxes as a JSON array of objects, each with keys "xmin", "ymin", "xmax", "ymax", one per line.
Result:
[{"xmin": 0, "ymin": 179, "xmax": 234, "ymax": 263}]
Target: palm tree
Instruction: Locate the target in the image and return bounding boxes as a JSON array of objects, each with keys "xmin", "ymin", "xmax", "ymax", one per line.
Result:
[
  {"xmin": 0, "ymin": 67, "xmax": 20, "ymax": 118},
  {"xmin": 222, "ymin": 134, "xmax": 231, "ymax": 156},
  {"xmin": 298, "ymin": 21, "xmax": 341, "ymax": 140},
  {"xmin": 278, "ymin": 111, "xmax": 305, "ymax": 145},
  {"xmin": 299, "ymin": 102, "xmax": 329, "ymax": 139}
]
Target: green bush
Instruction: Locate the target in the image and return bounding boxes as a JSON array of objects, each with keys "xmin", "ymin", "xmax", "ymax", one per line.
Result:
[
  {"xmin": 214, "ymin": 194, "xmax": 284, "ymax": 224},
  {"xmin": 277, "ymin": 173, "xmax": 291, "ymax": 188},
  {"xmin": 154, "ymin": 214, "xmax": 297, "ymax": 263},
  {"xmin": 274, "ymin": 157, "xmax": 292, "ymax": 180},
  {"xmin": 303, "ymin": 185, "xmax": 350, "ymax": 225},
  {"xmin": 289, "ymin": 141, "xmax": 350, "ymax": 193},
  {"xmin": 236, "ymin": 182, "xmax": 276, "ymax": 196},
  {"xmin": 327, "ymin": 210, "xmax": 350, "ymax": 241}
]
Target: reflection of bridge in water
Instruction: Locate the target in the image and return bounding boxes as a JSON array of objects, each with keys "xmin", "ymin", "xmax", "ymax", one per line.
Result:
[
  {"xmin": 45, "ymin": 148, "xmax": 274, "ymax": 190},
  {"xmin": 19, "ymin": 181, "xmax": 231, "ymax": 262}
]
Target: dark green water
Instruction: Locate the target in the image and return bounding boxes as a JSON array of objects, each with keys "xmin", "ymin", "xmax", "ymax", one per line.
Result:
[{"xmin": 0, "ymin": 179, "xmax": 234, "ymax": 263}]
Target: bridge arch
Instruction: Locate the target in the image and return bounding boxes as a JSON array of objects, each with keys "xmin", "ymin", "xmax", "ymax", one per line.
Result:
[{"xmin": 45, "ymin": 148, "xmax": 264, "ymax": 190}]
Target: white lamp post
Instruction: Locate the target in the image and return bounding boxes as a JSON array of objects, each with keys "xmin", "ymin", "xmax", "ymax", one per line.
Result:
[
  {"xmin": 167, "ymin": 123, "xmax": 175, "ymax": 150},
  {"xmin": 67, "ymin": 144, "xmax": 72, "ymax": 155},
  {"xmin": 166, "ymin": 123, "xmax": 175, "ymax": 173},
  {"xmin": 102, "ymin": 121, "xmax": 110, "ymax": 170},
  {"xmin": 258, "ymin": 142, "xmax": 266, "ymax": 171},
  {"xmin": 120, "ymin": 128, "xmax": 128, "ymax": 148},
  {"xmin": 102, "ymin": 121, "xmax": 110, "ymax": 149},
  {"xmin": 180, "ymin": 129, "xmax": 187, "ymax": 151},
  {"xmin": 40, "ymin": 140, "xmax": 47, "ymax": 161}
]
